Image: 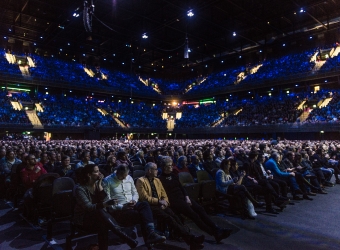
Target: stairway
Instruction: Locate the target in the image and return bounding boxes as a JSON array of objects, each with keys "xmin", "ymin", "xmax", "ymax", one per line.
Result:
[
  {"xmin": 319, "ymin": 97, "xmax": 333, "ymax": 108},
  {"xmin": 110, "ymin": 114, "xmax": 127, "ymax": 128},
  {"xmin": 97, "ymin": 108, "xmax": 108, "ymax": 116},
  {"xmin": 10, "ymin": 101, "xmax": 22, "ymax": 110},
  {"xmin": 25, "ymin": 110, "xmax": 44, "ymax": 129},
  {"xmin": 167, "ymin": 119, "xmax": 175, "ymax": 131},
  {"xmin": 35, "ymin": 103, "xmax": 44, "ymax": 112},
  {"xmin": 297, "ymin": 100, "xmax": 306, "ymax": 110},
  {"xmin": 298, "ymin": 110, "xmax": 311, "ymax": 123},
  {"xmin": 212, "ymin": 114, "xmax": 228, "ymax": 127},
  {"xmin": 330, "ymin": 47, "xmax": 340, "ymax": 58}
]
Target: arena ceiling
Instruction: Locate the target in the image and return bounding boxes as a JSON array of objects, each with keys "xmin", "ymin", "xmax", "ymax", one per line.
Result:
[{"xmin": 0, "ymin": 0, "xmax": 340, "ymax": 80}]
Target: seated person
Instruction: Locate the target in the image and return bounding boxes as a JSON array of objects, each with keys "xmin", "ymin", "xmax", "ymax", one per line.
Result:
[
  {"xmin": 20, "ymin": 154, "xmax": 47, "ymax": 220},
  {"xmin": 173, "ymin": 156, "xmax": 190, "ymax": 175},
  {"xmin": 76, "ymin": 151, "xmax": 94, "ymax": 169},
  {"xmin": 265, "ymin": 152, "xmax": 304, "ymax": 200},
  {"xmin": 188, "ymin": 155, "xmax": 205, "ymax": 182},
  {"xmin": 136, "ymin": 162, "xmax": 205, "ymax": 249},
  {"xmin": 159, "ymin": 156, "xmax": 232, "ymax": 243},
  {"xmin": 54, "ymin": 156, "xmax": 74, "ymax": 177},
  {"xmin": 102, "ymin": 164, "xmax": 166, "ymax": 247},
  {"xmin": 216, "ymin": 158, "xmax": 261, "ymax": 219},
  {"xmin": 74, "ymin": 164, "xmax": 137, "ymax": 250}
]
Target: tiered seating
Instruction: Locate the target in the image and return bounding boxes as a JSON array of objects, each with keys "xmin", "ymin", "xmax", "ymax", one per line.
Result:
[
  {"xmin": 220, "ymin": 95, "xmax": 303, "ymax": 126},
  {"xmin": 36, "ymin": 93, "xmax": 118, "ymax": 127},
  {"xmin": 0, "ymin": 90, "xmax": 31, "ymax": 125}
]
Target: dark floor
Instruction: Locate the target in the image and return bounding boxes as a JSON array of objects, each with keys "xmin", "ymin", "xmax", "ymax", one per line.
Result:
[{"xmin": 1, "ymin": 178, "xmax": 340, "ymax": 250}]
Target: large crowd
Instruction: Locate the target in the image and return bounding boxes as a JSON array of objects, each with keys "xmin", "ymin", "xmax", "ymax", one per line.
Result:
[
  {"xmin": 1, "ymin": 46, "xmax": 340, "ymax": 99},
  {"xmin": 0, "ymin": 138, "xmax": 339, "ymax": 249},
  {"xmin": 36, "ymin": 93, "xmax": 118, "ymax": 127},
  {"xmin": 0, "ymin": 91, "xmax": 31, "ymax": 125}
]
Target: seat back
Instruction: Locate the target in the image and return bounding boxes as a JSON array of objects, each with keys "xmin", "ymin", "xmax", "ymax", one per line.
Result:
[
  {"xmin": 133, "ymin": 165, "xmax": 145, "ymax": 171},
  {"xmin": 200, "ymin": 180, "xmax": 217, "ymax": 206},
  {"xmin": 183, "ymin": 183, "xmax": 200, "ymax": 202},
  {"xmin": 178, "ymin": 172, "xmax": 194, "ymax": 185},
  {"xmin": 133, "ymin": 170, "xmax": 145, "ymax": 180},
  {"xmin": 52, "ymin": 177, "xmax": 75, "ymax": 195},
  {"xmin": 33, "ymin": 173, "xmax": 60, "ymax": 207},
  {"xmin": 211, "ymin": 168, "xmax": 219, "ymax": 179},
  {"xmin": 52, "ymin": 190, "xmax": 74, "ymax": 218},
  {"xmin": 196, "ymin": 170, "xmax": 211, "ymax": 183}
]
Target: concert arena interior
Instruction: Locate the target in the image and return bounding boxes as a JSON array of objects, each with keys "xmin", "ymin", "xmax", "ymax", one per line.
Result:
[{"xmin": 1, "ymin": 0, "xmax": 340, "ymax": 249}]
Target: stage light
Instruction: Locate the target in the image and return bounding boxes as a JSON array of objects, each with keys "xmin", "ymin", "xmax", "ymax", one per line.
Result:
[
  {"xmin": 3, "ymin": 36, "xmax": 6, "ymax": 39},
  {"xmin": 295, "ymin": 84, "xmax": 298, "ymax": 87},
  {"xmin": 83, "ymin": 54, "xmax": 85, "ymax": 56},
  {"xmin": 239, "ymin": 55, "xmax": 242, "ymax": 58},
  {"xmin": 40, "ymin": 36, "xmax": 43, "ymax": 39},
  {"xmin": 60, "ymin": 49, "xmax": 62, "ymax": 51},
  {"xmin": 309, "ymin": 36, "xmax": 312, "ymax": 39},
  {"xmin": 325, "ymin": 80, "xmax": 327, "ymax": 82},
  {"xmin": 142, "ymin": 33, "xmax": 148, "ymax": 39},
  {"xmin": 233, "ymin": 32, "xmax": 236, "ymax": 36},
  {"xmin": 122, "ymin": 62, "xmax": 124, "ymax": 65},
  {"xmin": 68, "ymin": 43, "xmax": 70, "ymax": 45},
  {"xmin": 259, "ymin": 50, "xmax": 262, "ymax": 53},
  {"xmin": 187, "ymin": 9, "xmax": 194, "ymax": 17},
  {"xmin": 283, "ymin": 44, "xmax": 285, "ymax": 46},
  {"xmin": 221, "ymin": 60, "xmax": 224, "ymax": 63}
]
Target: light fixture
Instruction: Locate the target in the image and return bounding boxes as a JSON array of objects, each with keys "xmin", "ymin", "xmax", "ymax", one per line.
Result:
[
  {"xmin": 184, "ymin": 37, "xmax": 189, "ymax": 59},
  {"xmin": 283, "ymin": 44, "xmax": 285, "ymax": 47},
  {"xmin": 142, "ymin": 33, "xmax": 148, "ymax": 39},
  {"xmin": 233, "ymin": 32, "xmax": 236, "ymax": 37},
  {"xmin": 187, "ymin": 9, "xmax": 194, "ymax": 17}
]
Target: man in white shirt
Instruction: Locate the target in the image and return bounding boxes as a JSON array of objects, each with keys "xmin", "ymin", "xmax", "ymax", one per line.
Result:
[{"xmin": 103, "ymin": 164, "xmax": 165, "ymax": 247}]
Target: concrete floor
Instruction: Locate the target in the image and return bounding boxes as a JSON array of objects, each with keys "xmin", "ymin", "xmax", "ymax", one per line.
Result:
[{"xmin": 1, "ymin": 179, "xmax": 340, "ymax": 250}]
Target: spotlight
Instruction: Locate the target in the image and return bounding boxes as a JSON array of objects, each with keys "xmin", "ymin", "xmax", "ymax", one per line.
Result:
[
  {"xmin": 142, "ymin": 33, "xmax": 148, "ymax": 39},
  {"xmin": 187, "ymin": 9, "xmax": 194, "ymax": 17},
  {"xmin": 233, "ymin": 32, "xmax": 236, "ymax": 37}
]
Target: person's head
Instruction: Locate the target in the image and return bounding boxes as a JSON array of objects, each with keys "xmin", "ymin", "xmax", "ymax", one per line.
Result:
[
  {"xmin": 295, "ymin": 153, "xmax": 302, "ymax": 163},
  {"xmin": 61, "ymin": 156, "xmax": 70, "ymax": 167},
  {"xmin": 161, "ymin": 156, "xmax": 173, "ymax": 174},
  {"xmin": 116, "ymin": 164, "xmax": 129, "ymax": 180},
  {"xmin": 78, "ymin": 164, "xmax": 100, "ymax": 185},
  {"xmin": 300, "ymin": 151, "xmax": 309, "ymax": 160},
  {"xmin": 145, "ymin": 162, "xmax": 158, "ymax": 178},
  {"xmin": 195, "ymin": 150, "xmax": 203, "ymax": 161},
  {"xmin": 257, "ymin": 154, "xmax": 266, "ymax": 164},
  {"xmin": 191, "ymin": 155, "xmax": 199, "ymax": 165},
  {"xmin": 203, "ymin": 150, "xmax": 213, "ymax": 162},
  {"xmin": 25, "ymin": 154, "xmax": 36, "ymax": 167},
  {"xmin": 107, "ymin": 155, "xmax": 116, "ymax": 165},
  {"xmin": 286, "ymin": 151, "xmax": 295, "ymax": 162},
  {"xmin": 220, "ymin": 158, "xmax": 232, "ymax": 174},
  {"xmin": 271, "ymin": 152, "xmax": 281, "ymax": 163},
  {"xmin": 116, "ymin": 151, "xmax": 127, "ymax": 161},
  {"xmin": 48, "ymin": 151, "xmax": 57, "ymax": 162},
  {"xmin": 40, "ymin": 153, "xmax": 49, "ymax": 164},
  {"xmin": 137, "ymin": 150, "xmax": 144, "ymax": 159},
  {"xmin": 248, "ymin": 151, "xmax": 258, "ymax": 162},
  {"xmin": 81, "ymin": 151, "xmax": 91, "ymax": 162},
  {"xmin": 173, "ymin": 152, "xmax": 179, "ymax": 161},
  {"xmin": 0, "ymin": 149, "xmax": 6, "ymax": 158},
  {"xmin": 177, "ymin": 156, "xmax": 187, "ymax": 169},
  {"xmin": 6, "ymin": 150, "xmax": 15, "ymax": 161},
  {"xmin": 229, "ymin": 157, "xmax": 238, "ymax": 171}
]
